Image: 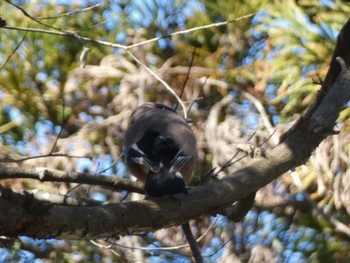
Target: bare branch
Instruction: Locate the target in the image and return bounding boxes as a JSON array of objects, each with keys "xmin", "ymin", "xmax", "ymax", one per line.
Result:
[
  {"xmin": 5, "ymin": 0, "xmax": 66, "ymax": 32},
  {"xmin": 280, "ymin": 18, "xmax": 350, "ymax": 142},
  {"xmin": 2, "ymin": 13, "xmax": 255, "ymax": 51},
  {"xmin": 0, "ymin": 30, "xmax": 28, "ymax": 69},
  {"xmin": 36, "ymin": 4, "xmax": 101, "ymax": 20},
  {"xmin": 2, "ymin": 6, "xmax": 254, "ymax": 110},
  {"xmin": 3, "ymin": 26, "xmax": 127, "ymax": 48},
  {"xmin": 0, "ymin": 153, "xmax": 92, "ymax": 163},
  {"xmin": 175, "ymin": 46, "xmax": 197, "ymax": 113},
  {"xmin": 125, "ymin": 13, "xmax": 256, "ymax": 50},
  {"xmin": 1, "ymin": 62, "xmax": 349, "ymax": 239},
  {"xmin": 0, "ymin": 166, "xmax": 143, "ymax": 194},
  {"xmin": 126, "ymin": 50, "xmax": 188, "ymax": 118},
  {"xmin": 49, "ymin": 99, "xmax": 66, "ymax": 155}
]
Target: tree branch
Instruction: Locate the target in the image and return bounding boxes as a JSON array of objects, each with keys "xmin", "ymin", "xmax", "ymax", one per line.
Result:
[
  {"xmin": 2, "ymin": 1, "xmax": 253, "ymax": 118},
  {"xmin": 125, "ymin": 50, "xmax": 188, "ymax": 118},
  {"xmin": 280, "ymin": 18, "xmax": 350, "ymax": 141},
  {"xmin": 0, "ymin": 167, "xmax": 143, "ymax": 194},
  {"xmin": 2, "ymin": 13, "xmax": 255, "ymax": 51},
  {"xmin": 29, "ymin": 189, "xmax": 102, "ymax": 207},
  {"xmin": 1, "ymin": 61, "xmax": 349, "ymax": 239},
  {"xmin": 36, "ymin": 4, "xmax": 101, "ymax": 20}
]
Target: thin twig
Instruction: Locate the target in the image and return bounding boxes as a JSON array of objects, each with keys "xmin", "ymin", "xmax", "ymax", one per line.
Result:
[
  {"xmin": 0, "ymin": 30, "xmax": 28, "ymax": 69},
  {"xmin": 6, "ymin": 0, "xmax": 101, "ymax": 45},
  {"xmin": 3, "ymin": 26, "xmax": 127, "ymax": 48},
  {"xmin": 174, "ymin": 46, "xmax": 197, "ymax": 112},
  {"xmin": 98, "ymin": 154, "xmax": 123, "ymax": 174},
  {"xmin": 5, "ymin": 0, "xmax": 66, "ymax": 32},
  {"xmin": 126, "ymin": 50, "xmax": 188, "ymax": 118},
  {"xmin": 3, "ymin": 13, "xmax": 255, "ymax": 51},
  {"xmin": 49, "ymin": 99, "xmax": 65, "ymax": 155},
  {"xmin": 259, "ymin": 130, "xmax": 277, "ymax": 147},
  {"xmin": 76, "ymin": 21, "xmax": 106, "ymax": 33},
  {"xmin": 203, "ymin": 234, "xmax": 235, "ymax": 258},
  {"xmin": 36, "ymin": 4, "xmax": 101, "ymax": 19},
  {"xmin": 187, "ymin": 96, "xmax": 204, "ymax": 116},
  {"xmin": 65, "ymin": 183, "xmax": 83, "ymax": 195},
  {"xmin": 95, "ymin": 217, "xmax": 219, "ymax": 252},
  {"xmin": 0, "ymin": 153, "xmax": 92, "ymax": 163},
  {"xmin": 125, "ymin": 13, "xmax": 256, "ymax": 50},
  {"xmin": 0, "ymin": 153, "xmax": 91, "ymax": 163},
  {"xmin": 3, "ymin": 4, "xmax": 254, "ymax": 108}
]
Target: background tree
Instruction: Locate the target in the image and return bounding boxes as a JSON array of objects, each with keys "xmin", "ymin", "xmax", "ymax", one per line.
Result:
[{"xmin": 0, "ymin": 0, "xmax": 350, "ymax": 262}]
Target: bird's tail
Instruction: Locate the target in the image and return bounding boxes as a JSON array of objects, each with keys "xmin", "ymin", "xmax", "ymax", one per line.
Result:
[{"xmin": 145, "ymin": 171, "xmax": 188, "ymax": 197}]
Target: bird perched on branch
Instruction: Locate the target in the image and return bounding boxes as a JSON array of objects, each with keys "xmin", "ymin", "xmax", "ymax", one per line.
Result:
[
  {"xmin": 124, "ymin": 102, "xmax": 202, "ymax": 263},
  {"xmin": 124, "ymin": 102, "xmax": 196, "ymax": 196}
]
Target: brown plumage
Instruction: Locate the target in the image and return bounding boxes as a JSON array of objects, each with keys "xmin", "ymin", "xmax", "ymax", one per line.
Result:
[
  {"xmin": 123, "ymin": 102, "xmax": 202, "ymax": 263},
  {"xmin": 124, "ymin": 102, "xmax": 196, "ymax": 196}
]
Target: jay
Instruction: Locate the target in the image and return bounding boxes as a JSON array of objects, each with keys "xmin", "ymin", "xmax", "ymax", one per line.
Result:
[
  {"xmin": 124, "ymin": 102, "xmax": 196, "ymax": 197},
  {"xmin": 124, "ymin": 102, "xmax": 202, "ymax": 263}
]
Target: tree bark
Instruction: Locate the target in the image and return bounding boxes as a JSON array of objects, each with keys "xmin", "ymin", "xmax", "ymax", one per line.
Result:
[{"xmin": 0, "ymin": 59, "xmax": 350, "ymax": 240}]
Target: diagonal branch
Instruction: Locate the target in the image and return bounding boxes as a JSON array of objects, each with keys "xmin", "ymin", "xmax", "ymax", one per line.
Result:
[
  {"xmin": 1, "ymin": 59, "xmax": 349, "ymax": 239},
  {"xmin": 0, "ymin": 30, "xmax": 28, "ymax": 69},
  {"xmin": 2, "ymin": 3, "xmax": 254, "ymax": 112},
  {"xmin": 124, "ymin": 13, "xmax": 255, "ymax": 50},
  {"xmin": 36, "ymin": 4, "xmax": 101, "ymax": 20},
  {"xmin": 5, "ymin": 0, "xmax": 64, "ymax": 31},
  {"xmin": 126, "ymin": 50, "xmax": 188, "ymax": 117},
  {"xmin": 3, "ymin": 26, "xmax": 127, "ymax": 48},
  {"xmin": 2, "ymin": 13, "xmax": 255, "ymax": 51},
  {"xmin": 280, "ymin": 18, "xmax": 350, "ymax": 142}
]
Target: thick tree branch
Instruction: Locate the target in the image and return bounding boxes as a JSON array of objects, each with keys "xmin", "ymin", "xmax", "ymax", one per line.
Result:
[
  {"xmin": 280, "ymin": 18, "xmax": 350, "ymax": 141},
  {"xmin": 1, "ymin": 61, "xmax": 349, "ymax": 239},
  {"xmin": 29, "ymin": 189, "xmax": 102, "ymax": 207}
]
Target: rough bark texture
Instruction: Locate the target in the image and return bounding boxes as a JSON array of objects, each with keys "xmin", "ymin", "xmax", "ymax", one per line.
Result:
[
  {"xmin": 0, "ymin": 62, "xmax": 350, "ymax": 240},
  {"xmin": 1, "ymin": 17, "xmax": 350, "ymax": 242}
]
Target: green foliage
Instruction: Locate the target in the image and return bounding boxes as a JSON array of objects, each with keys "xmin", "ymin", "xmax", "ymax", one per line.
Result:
[
  {"xmin": 1, "ymin": 0, "xmax": 350, "ymax": 262},
  {"xmin": 312, "ymin": 238, "xmax": 350, "ymax": 263}
]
